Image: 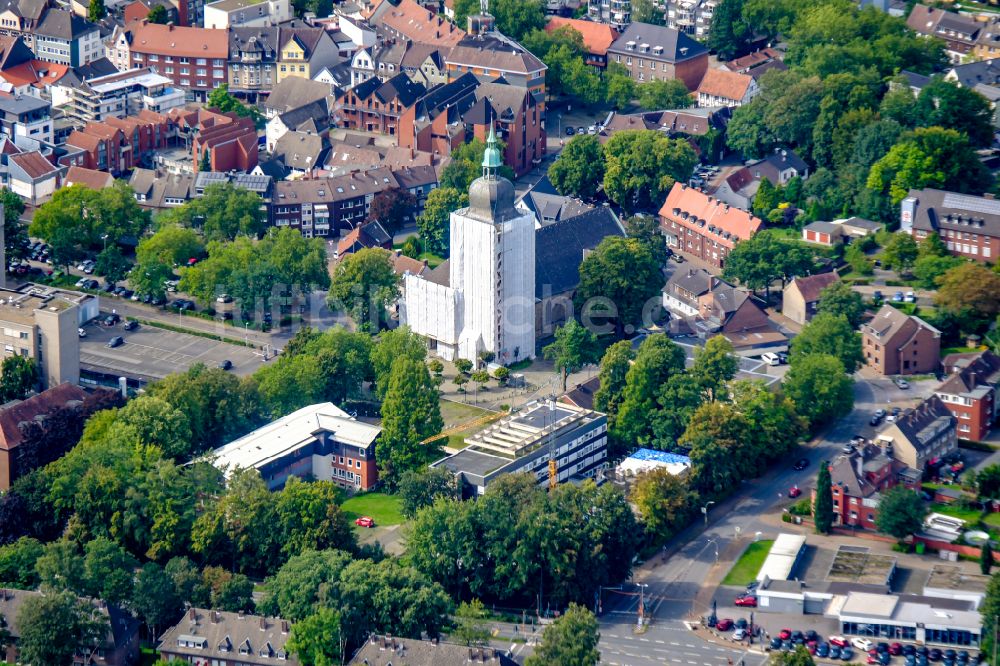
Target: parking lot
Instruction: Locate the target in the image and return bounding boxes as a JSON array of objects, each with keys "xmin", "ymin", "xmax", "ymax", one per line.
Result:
[{"xmin": 79, "ymin": 315, "xmax": 264, "ymax": 383}]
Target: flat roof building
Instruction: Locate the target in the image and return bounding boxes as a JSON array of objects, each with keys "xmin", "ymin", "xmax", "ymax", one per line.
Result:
[
  {"xmin": 756, "ymin": 533, "xmax": 806, "ymax": 582},
  {"xmin": 924, "ymin": 565, "xmax": 990, "ymax": 610},
  {"xmin": 432, "ymin": 400, "xmax": 608, "ymax": 496},
  {"xmin": 212, "ymin": 402, "xmax": 380, "ymax": 491}
]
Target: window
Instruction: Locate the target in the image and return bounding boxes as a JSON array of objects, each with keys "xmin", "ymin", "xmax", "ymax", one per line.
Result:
[{"xmin": 356, "ymin": 460, "xmax": 362, "ymax": 468}]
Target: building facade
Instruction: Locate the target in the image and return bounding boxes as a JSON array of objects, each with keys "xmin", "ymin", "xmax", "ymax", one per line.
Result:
[
  {"xmin": 158, "ymin": 608, "xmax": 299, "ymax": 665},
  {"xmin": 658, "ymin": 182, "xmax": 763, "ymax": 268},
  {"xmin": 606, "ymin": 22, "xmax": 709, "ymax": 89},
  {"xmin": 587, "ymin": 0, "xmax": 630, "ymax": 31},
  {"xmin": 901, "ymin": 188, "xmax": 1000, "ymax": 262},
  {"xmin": 861, "ymin": 304, "xmax": 941, "ymax": 376},
  {"xmin": 782, "ymin": 272, "xmax": 839, "ymax": 326},
  {"xmin": 33, "ymin": 9, "xmax": 101, "ymax": 67},
  {"xmin": 116, "ymin": 22, "xmax": 229, "ymax": 102},
  {"xmin": 876, "ymin": 396, "xmax": 957, "ymax": 472},
  {"xmin": 937, "ymin": 350, "xmax": 1000, "ymax": 441}
]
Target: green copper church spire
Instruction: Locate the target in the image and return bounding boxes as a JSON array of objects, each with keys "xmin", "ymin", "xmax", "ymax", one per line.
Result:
[{"xmin": 482, "ymin": 127, "xmax": 502, "ymax": 178}]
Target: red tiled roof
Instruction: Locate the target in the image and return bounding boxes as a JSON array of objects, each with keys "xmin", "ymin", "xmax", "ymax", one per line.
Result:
[
  {"xmin": 0, "ymin": 383, "xmax": 87, "ymax": 452},
  {"xmin": 658, "ymin": 182, "xmax": 762, "ymax": 250},
  {"xmin": 66, "ymin": 130, "xmax": 102, "ymax": 151},
  {"xmin": 545, "ymin": 17, "xmax": 618, "ymax": 56},
  {"xmin": 697, "ymin": 68, "xmax": 753, "ymax": 101},
  {"xmin": 10, "ymin": 151, "xmax": 57, "ymax": 179},
  {"xmin": 65, "ymin": 166, "xmax": 114, "ymax": 190},
  {"xmin": 376, "ymin": 0, "xmax": 465, "ymax": 47},
  {"xmin": 127, "ymin": 20, "xmax": 228, "ymax": 58},
  {"xmin": 789, "ymin": 272, "xmax": 839, "ymax": 304},
  {"xmin": 0, "ymin": 60, "xmax": 70, "ymax": 88}
]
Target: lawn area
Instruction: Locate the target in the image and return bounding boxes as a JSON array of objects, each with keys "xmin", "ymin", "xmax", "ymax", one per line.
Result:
[
  {"xmin": 942, "ymin": 346, "xmax": 987, "ymax": 357},
  {"xmin": 341, "ymin": 492, "xmax": 405, "ymax": 526},
  {"xmin": 418, "ymin": 251, "xmax": 444, "ymax": 268},
  {"xmin": 982, "ymin": 512, "xmax": 1000, "ymax": 528},
  {"xmin": 930, "ymin": 503, "xmax": 983, "ymax": 525},
  {"xmin": 722, "ymin": 540, "xmax": 774, "ymax": 587},
  {"xmin": 439, "ymin": 399, "xmax": 492, "ymax": 426}
]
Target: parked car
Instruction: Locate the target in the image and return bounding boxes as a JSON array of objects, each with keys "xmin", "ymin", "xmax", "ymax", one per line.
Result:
[
  {"xmin": 716, "ymin": 619, "xmax": 734, "ymax": 632},
  {"xmin": 82, "ymin": 279, "xmax": 99, "ymax": 290},
  {"xmin": 873, "ymin": 290, "xmax": 884, "ymax": 301},
  {"xmin": 761, "ymin": 352, "xmax": 780, "ymax": 366},
  {"xmin": 805, "ymin": 631, "xmax": 819, "ymax": 643},
  {"xmin": 841, "ymin": 648, "xmax": 855, "ymax": 661},
  {"xmin": 78, "ymin": 328, "xmax": 86, "ymax": 338},
  {"xmin": 75, "ymin": 277, "xmax": 88, "ymax": 287},
  {"xmin": 735, "ymin": 619, "xmax": 749, "ymax": 630},
  {"xmin": 354, "ymin": 516, "xmax": 375, "ymax": 528},
  {"xmin": 904, "ymin": 291, "xmax": 916, "ymax": 303},
  {"xmin": 892, "ymin": 291, "xmax": 904, "ymax": 302},
  {"xmin": 817, "ymin": 643, "xmax": 830, "ymax": 658},
  {"xmin": 123, "ymin": 320, "xmax": 139, "ymax": 331},
  {"xmin": 670, "ymin": 253, "xmax": 685, "ymax": 263},
  {"xmin": 107, "ymin": 336, "xmax": 124, "ymax": 348},
  {"xmin": 103, "ymin": 313, "xmax": 120, "ymax": 326},
  {"xmin": 929, "ymin": 649, "xmax": 943, "ymax": 662},
  {"xmin": 733, "ymin": 629, "xmax": 747, "ymax": 641},
  {"xmin": 778, "ymin": 629, "xmax": 792, "ymax": 641},
  {"xmin": 831, "ymin": 647, "xmax": 842, "ymax": 660},
  {"xmin": 102, "ymin": 282, "xmax": 115, "ymax": 293},
  {"xmin": 788, "ymin": 486, "xmax": 802, "ymax": 498},
  {"xmin": 218, "ymin": 360, "xmax": 233, "ymax": 371},
  {"xmin": 565, "ymin": 126, "xmax": 575, "ymax": 136},
  {"xmin": 830, "ymin": 636, "xmax": 849, "ymax": 647},
  {"xmin": 216, "ymin": 294, "xmax": 233, "ymax": 303},
  {"xmin": 890, "ymin": 644, "xmax": 903, "ymax": 655},
  {"xmin": 771, "ymin": 638, "xmax": 783, "ymax": 650},
  {"xmin": 793, "ymin": 458, "xmax": 810, "ymax": 470},
  {"xmin": 734, "ymin": 595, "xmax": 757, "ymax": 607},
  {"xmin": 894, "ymin": 377, "xmax": 910, "ymax": 390},
  {"xmin": 854, "ymin": 638, "xmax": 874, "ymax": 652}
]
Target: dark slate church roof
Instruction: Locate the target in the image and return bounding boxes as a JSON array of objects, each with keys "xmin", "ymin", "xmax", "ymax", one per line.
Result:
[{"xmin": 534, "ymin": 206, "xmax": 624, "ymax": 299}]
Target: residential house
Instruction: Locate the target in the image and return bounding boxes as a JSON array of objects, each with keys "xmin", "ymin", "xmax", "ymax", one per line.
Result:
[
  {"xmin": 128, "ymin": 167, "xmax": 196, "ymax": 208},
  {"xmin": 722, "ymin": 48, "xmax": 782, "ymax": 74},
  {"xmin": 191, "ymin": 111, "xmax": 258, "ymax": 173},
  {"xmin": 782, "ymin": 272, "xmax": 839, "ymax": 326},
  {"xmin": 213, "ymin": 401, "xmax": 380, "ymax": 490},
  {"xmin": 0, "ymin": 0, "xmax": 46, "ymax": 46},
  {"xmin": 901, "ymin": 188, "xmax": 1000, "ymax": 262},
  {"xmin": 272, "ymin": 129, "xmax": 327, "ymax": 175},
  {"xmin": 665, "ymin": 0, "xmax": 719, "ymax": 39},
  {"xmin": 271, "ymin": 169, "xmax": 399, "ymax": 236},
  {"xmin": 397, "ymin": 71, "xmax": 478, "ymax": 158},
  {"xmin": 825, "ymin": 443, "xmax": 906, "ymax": 530},
  {"xmin": 466, "ymin": 80, "xmax": 545, "ymax": 177},
  {"xmin": 444, "ymin": 32, "xmax": 547, "ymax": 108},
  {"xmin": 937, "ymin": 350, "xmax": 1000, "ymax": 441},
  {"xmin": 64, "ymin": 164, "xmax": 114, "ymax": 190},
  {"xmin": 262, "ymin": 74, "xmax": 333, "ymax": 119},
  {"xmin": 7, "ymin": 149, "xmax": 57, "ymax": 204},
  {"xmin": 388, "ymin": 249, "xmax": 431, "ymax": 279},
  {"xmin": 534, "ymin": 206, "xmax": 624, "ymax": 334},
  {"xmin": 696, "ymin": 67, "xmax": 757, "ymax": 107},
  {"xmin": 0, "ymin": 287, "xmax": 80, "ymax": 394},
  {"xmin": 115, "ymin": 21, "xmax": 229, "ymax": 102},
  {"xmin": 348, "ymin": 635, "xmax": 517, "ymax": 666},
  {"xmin": 369, "ymin": 40, "xmax": 406, "ymax": 82},
  {"xmin": 62, "ymin": 67, "xmax": 185, "ymax": 123},
  {"xmin": 63, "ymin": 110, "xmax": 171, "ymax": 175},
  {"xmin": 335, "ymin": 218, "xmax": 392, "ymax": 257},
  {"xmin": 545, "ymin": 17, "xmax": 618, "ymax": 68},
  {"xmin": 158, "ymin": 608, "xmax": 298, "ymax": 665},
  {"xmin": 606, "ymin": 23, "xmax": 709, "ymax": 90},
  {"xmin": 861, "ymin": 304, "xmax": 941, "ymax": 376},
  {"xmin": 560, "ymin": 375, "xmax": 600, "ymax": 411},
  {"xmin": 711, "ymin": 148, "xmax": 809, "ymax": 209},
  {"xmin": 338, "ymin": 71, "xmax": 426, "ymax": 136},
  {"xmin": 801, "ymin": 221, "xmax": 845, "ymax": 247},
  {"xmin": 400, "ymin": 42, "xmax": 447, "ymax": 86},
  {"xmin": 369, "ymin": 0, "xmax": 465, "ymax": 48},
  {"xmin": 876, "ymin": 396, "xmax": 958, "ymax": 473},
  {"xmin": 392, "ymin": 163, "xmax": 437, "ymax": 210},
  {"xmin": 122, "ymin": 0, "xmax": 180, "ymax": 26},
  {"xmin": 0, "ymin": 588, "xmax": 139, "ymax": 664},
  {"xmin": 204, "ymin": 0, "xmax": 291, "ymax": 28},
  {"xmin": 586, "ymin": 0, "xmax": 629, "ymax": 31},
  {"xmin": 33, "ymin": 9, "xmax": 101, "ymax": 67},
  {"xmin": 907, "ymin": 4, "xmax": 982, "ymax": 63},
  {"xmin": 226, "ymin": 26, "xmax": 280, "ymax": 98},
  {"xmin": 264, "ymin": 96, "xmax": 328, "ymax": 151},
  {"xmin": 274, "ymin": 23, "xmax": 341, "ymax": 84},
  {"xmin": 516, "ymin": 173, "xmax": 594, "ymax": 226},
  {"xmin": 0, "ymin": 383, "xmax": 87, "ymax": 490},
  {"xmin": 0, "ymin": 94, "xmax": 51, "ymax": 149},
  {"xmin": 658, "ymin": 182, "xmax": 763, "ymax": 268}
]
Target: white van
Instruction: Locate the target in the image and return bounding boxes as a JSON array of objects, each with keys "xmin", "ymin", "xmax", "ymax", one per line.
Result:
[{"xmin": 761, "ymin": 352, "xmax": 780, "ymax": 366}]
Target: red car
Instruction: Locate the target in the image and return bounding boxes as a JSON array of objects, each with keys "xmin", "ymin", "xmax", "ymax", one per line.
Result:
[
  {"xmin": 788, "ymin": 486, "xmax": 802, "ymax": 498},
  {"xmin": 779, "ymin": 629, "xmax": 792, "ymax": 641},
  {"xmin": 716, "ymin": 619, "xmax": 734, "ymax": 632},
  {"xmin": 830, "ymin": 636, "xmax": 849, "ymax": 647},
  {"xmin": 734, "ymin": 595, "xmax": 757, "ymax": 607},
  {"xmin": 889, "ymin": 644, "xmax": 903, "ymax": 656},
  {"xmin": 354, "ymin": 516, "xmax": 375, "ymax": 528}
]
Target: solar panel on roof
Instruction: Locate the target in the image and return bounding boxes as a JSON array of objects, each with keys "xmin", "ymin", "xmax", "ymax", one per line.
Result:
[{"xmin": 942, "ymin": 192, "xmax": 1000, "ymax": 216}]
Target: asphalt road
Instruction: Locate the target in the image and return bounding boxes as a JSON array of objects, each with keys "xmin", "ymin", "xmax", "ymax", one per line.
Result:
[{"xmin": 596, "ymin": 375, "xmax": 939, "ymax": 665}]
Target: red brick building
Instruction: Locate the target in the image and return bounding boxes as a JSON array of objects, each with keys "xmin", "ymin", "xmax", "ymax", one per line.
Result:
[
  {"xmin": 861, "ymin": 305, "xmax": 941, "ymax": 376},
  {"xmin": 902, "ymin": 187, "xmax": 1000, "ymax": 262},
  {"xmin": 62, "ymin": 109, "xmax": 170, "ymax": 174},
  {"xmin": 114, "ymin": 21, "xmax": 228, "ymax": 101},
  {"xmin": 658, "ymin": 182, "xmax": 763, "ymax": 268},
  {"xmin": 938, "ymin": 350, "xmax": 1000, "ymax": 441},
  {"xmin": 606, "ymin": 22, "xmax": 709, "ymax": 89},
  {"xmin": 339, "ymin": 71, "xmax": 426, "ymax": 136},
  {"xmin": 191, "ymin": 112, "xmax": 258, "ymax": 173},
  {"xmin": 823, "ymin": 444, "xmax": 910, "ymax": 530}
]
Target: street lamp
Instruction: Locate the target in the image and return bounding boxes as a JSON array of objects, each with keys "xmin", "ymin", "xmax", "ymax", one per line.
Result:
[
  {"xmin": 707, "ymin": 537, "xmax": 719, "ymax": 563},
  {"xmin": 702, "ymin": 500, "xmax": 716, "ymax": 526},
  {"xmin": 637, "ymin": 582, "xmax": 649, "ymax": 627}
]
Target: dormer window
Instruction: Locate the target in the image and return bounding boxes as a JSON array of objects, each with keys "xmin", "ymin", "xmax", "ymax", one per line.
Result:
[
  {"xmin": 218, "ymin": 636, "xmax": 232, "ymax": 653},
  {"xmin": 239, "ymin": 639, "xmax": 253, "ymax": 655}
]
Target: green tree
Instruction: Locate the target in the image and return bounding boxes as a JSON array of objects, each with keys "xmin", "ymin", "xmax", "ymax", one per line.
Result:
[
  {"xmin": 684, "ymin": 401, "xmax": 750, "ymax": 496},
  {"xmin": 913, "ymin": 253, "xmax": 962, "ymax": 290},
  {"xmin": 0, "ymin": 537, "xmax": 44, "ymax": 588},
  {"xmin": 452, "ymin": 599, "xmax": 490, "ymax": 646},
  {"xmin": 206, "ymin": 83, "xmax": 264, "ymax": 128},
  {"xmin": 199, "ymin": 148, "xmax": 211, "ymax": 172},
  {"xmin": 722, "ymin": 230, "xmax": 814, "ymax": 299},
  {"xmin": 707, "ymin": 0, "xmax": 751, "ymax": 60},
  {"xmin": 784, "ymin": 354, "xmax": 854, "ymax": 429},
  {"xmin": 752, "ymin": 177, "xmax": 781, "ymax": 219},
  {"xmin": 132, "ymin": 562, "xmax": 182, "ymax": 638},
  {"xmin": 16, "ymin": 588, "xmax": 105, "ymax": 666},
  {"xmin": 727, "ymin": 99, "xmax": 774, "ymax": 159},
  {"xmin": 880, "ymin": 232, "xmax": 919, "ymax": 273},
  {"xmin": 525, "ymin": 603, "xmax": 600, "ymax": 666},
  {"xmin": 981, "ymin": 573, "xmax": 1000, "ymax": 659},
  {"xmin": 0, "ymin": 355, "xmax": 37, "ymax": 401},
  {"xmin": 328, "ymin": 248, "xmax": 399, "ymax": 332},
  {"xmin": 543, "ymin": 320, "xmax": 600, "ymax": 392},
  {"xmin": 94, "ymin": 245, "xmax": 130, "ymax": 284},
  {"xmin": 790, "ymin": 313, "xmax": 863, "ymax": 372},
  {"xmin": 377, "ymin": 357, "xmax": 443, "ymax": 488},
  {"xmin": 772, "ymin": 646, "xmax": 817, "ymax": 666},
  {"xmin": 398, "ymin": 466, "xmax": 458, "ymax": 518},
  {"xmin": 604, "ymin": 64, "xmax": 636, "ymax": 109},
  {"xmin": 574, "ymin": 236, "xmax": 662, "ymax": 337},
  {"xmin": 844, "ymin": 242, "xmax": 874, "ymax": 275},
  {"xmin": 88, "ymin": 0, "xmax": 105, "ymax": 22},
  {"xmin": 146, "ymin": 4, "xmax": 168, "ymax": 22},
  {"xmin": 981, "ymin": 539, "xmax": 993, "ymax": 576},
  {"xmin": 161, "ymin": 182, "xmax": 267, "ymax": 241},
  {"xmin": 976, "ymin": 464, "xmax": 1000, "ymax": 499},
  {"xmin": 275, "ymin": 478, "xmax": 355, "ymax": 559},
  {"xmin": 35, "ymin": 540, "xmax": 86, "ymax": 593},
  {"xmin": 417, "ymin": 187, "xmax": 467, "ymax": 257},
  {"xmin": 0, "ymin": 188, "xmax": 27, "ymax": 262},
  {"xmin": 370, "ymin": 326, "xmax": 426, "ymax": 401},
  {"xmin": 603, "ymin": 130, "xmax": 698, "ymax": 213},
  {"xmin": 638, "ymin": 79, "xmax": 694, "ymax": 110},
  {"xmin": 368, "ymin": 187, "xmax": 417, "ymax": 233},
  {"xmin": 440, "ymin": 138, "xmax": 515, "ymax": 192},
  {"xmin": 690, "ymin": 336, "xmax": 738, "ymax": 401},
  {"xmin": 287, "ymin": 607, "xmax": 343, "ymax": 666},
  {"xmin": 490, "ymin": 0, "xmax": 545, "ymax": 41},
  {"xmin": 630, "ymin": 468, "xmax": 694, "ymax": 547},
  {"xmin": 649, "ymin": 374, "xmax": 704, "ymax": 450},
  {"xmin": 614, "ymin": 335, "xmax": 686, "ymax": 447},
  {"xmin": 594, "ymin": 340, "xmax": 634, "ymax": 454},
  {"xmin": 874, "ymin": 485, "xmax": 927, "ymax": 540},
  {"xmin": 82, "ymin": 537, "xmax": 138, "ymax": 605},
  {"xmin": 626, "ymin": 214, "xmax": 669, "ymax": 267},
  {"xmin": 814, "ymin": 461, "xmax": 833, "ymax": 534},
  {"xmin": 913, "ymin": 78, "xmax": 995, "ymax": 148},
  {"xmin": 548, "ymin": 135, "xmax": 605, "ymax": 200},
  {"xmin": 817, "ymin": 280, "xmax": 865, "ymax": 328},
  {"xmin": 934, "ymin": 263, "xmax": 1000, "ymax": 333},
  {"xmin": 257, "ymin": 549, "xmax": 352, "ymax": 621}
]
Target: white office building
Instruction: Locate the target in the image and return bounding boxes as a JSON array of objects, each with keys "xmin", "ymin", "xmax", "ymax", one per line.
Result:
[{"xmin": 402, "ymin": 129, "xmax": 535, "ymax": 364}]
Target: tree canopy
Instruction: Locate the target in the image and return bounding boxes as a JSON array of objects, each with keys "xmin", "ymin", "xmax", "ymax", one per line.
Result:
[{"xmin": 602, "ymin": 130, "xmax": 697, "ymax": 213}]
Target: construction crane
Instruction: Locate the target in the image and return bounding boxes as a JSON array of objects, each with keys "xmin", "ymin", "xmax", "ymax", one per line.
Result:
[
  {"xmin": 419, "ymin": 409, "xmax": 508, "ymax": 446},
  {"xmin": 546, "ymin": 400, "xmax": 558, "ymax": 489}
]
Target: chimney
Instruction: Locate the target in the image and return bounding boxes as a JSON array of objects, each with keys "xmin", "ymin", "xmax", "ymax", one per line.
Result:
[
  {"xmin": 985, "ymin": 192, "xmax": 996, "ymax": 200},
  {"xmin": 281, "ymin": 620, "xmax": 289, "ymax": 634},
  {"xmin": 212, "ymin": 611, "xmax": 220, "ymax": 623},
  {"xmin": 238, "ymin": 610, "xmax": 244, "ymax": 619},
  {"xmin": 260, "ymin": 617, "xmax": 266, "ymax": 631},
  {"xmin": 188, "ymin": 608, "xmax": 196, "ymax": 621}
]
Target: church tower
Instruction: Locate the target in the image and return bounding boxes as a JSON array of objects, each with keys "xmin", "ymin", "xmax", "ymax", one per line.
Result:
[{"xmin": 450, "ymin": 129, "xmax": 535, "ymax": 363}]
